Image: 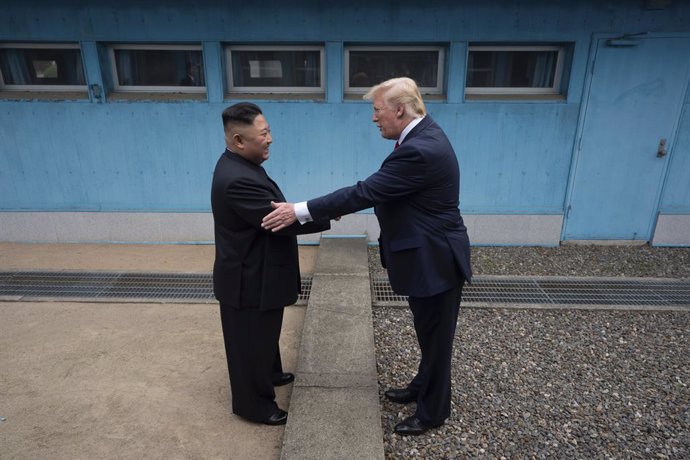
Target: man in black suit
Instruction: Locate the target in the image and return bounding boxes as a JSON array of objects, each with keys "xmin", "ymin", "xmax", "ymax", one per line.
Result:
[
  {"xmin": 262, "ymin": 77, "xmax": 472, "ymax": 435},
  {"xmin": 211, "ymin": 102, "xmax": 330, "ymax": 426}
]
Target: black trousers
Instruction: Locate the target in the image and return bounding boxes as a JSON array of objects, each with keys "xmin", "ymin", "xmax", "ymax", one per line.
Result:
[
  {"xmin": 407, "ymin": 283, "xmax": 463, "ymax": 425},
  {"xmin": 219, "ymin": 304, "xmax": 285, "ymax": 422}
]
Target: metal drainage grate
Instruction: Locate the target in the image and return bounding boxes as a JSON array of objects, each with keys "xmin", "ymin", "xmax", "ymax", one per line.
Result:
[
  {"xmin": 3, "ymin": 272, "xmax": 688, "ymax": 308},
  {"xmin": 0, "ymin": 271, "xmax": 312, "ymax": 305},
  {"xmin": 297, "ymin": 277, "xmax": 312, "ymax": 305},
  {"xmin": 372, "ymin": 276, "xmax": 690, "ymax": 308}
]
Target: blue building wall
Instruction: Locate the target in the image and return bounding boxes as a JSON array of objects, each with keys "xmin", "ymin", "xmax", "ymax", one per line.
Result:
[{"xmin": 1, "ymin": 0, "xmax": 689, "ymax": 244}]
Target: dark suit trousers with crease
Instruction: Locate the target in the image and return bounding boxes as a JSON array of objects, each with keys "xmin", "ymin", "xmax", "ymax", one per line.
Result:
[
  {"xmin": 407, "ymin": 282, "xmax": 463, "ymax": 425},
  {"xmin": 219, "ymin": 304, "xmax": 285, "ymax": 422}
]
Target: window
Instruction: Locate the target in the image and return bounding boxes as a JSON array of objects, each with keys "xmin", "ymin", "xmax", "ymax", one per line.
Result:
[
  {"xmin": 345, "ymin": 46, "xmax": 444, "ymax": 95},
  {"xmin": 466, "ymin": 45, "xmax": 566, "ymax": 98},
  {"xmin": 0, "ymin": 43, "xmax": 86, "ymax": 91},
  {"xmin": 109, "ymin": 44, "xmax": 205, "ymax": 92},
  {"xmin": 227, "ymin": 46, "xmax": 323, "ymax": 94}
]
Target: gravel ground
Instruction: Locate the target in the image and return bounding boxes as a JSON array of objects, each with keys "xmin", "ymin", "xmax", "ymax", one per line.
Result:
[{"xmin": 369, "ymin": 245, "xmax": 690, "ymax": 459}]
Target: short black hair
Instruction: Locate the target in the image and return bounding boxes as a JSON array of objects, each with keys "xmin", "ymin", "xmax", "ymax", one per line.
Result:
[{"xmin": 222, "ymin": 102, "xmax": 263, "ymax": 129}]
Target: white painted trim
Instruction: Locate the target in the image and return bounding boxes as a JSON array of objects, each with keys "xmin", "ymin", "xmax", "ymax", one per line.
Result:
[
  {"xmin": 108, "ymin": 44, "xmax": 206, "ymax": 93},
  {"xmin": 0, "ymin": 42, "xmax": 87, "ymax": 91},
  {"xmin": 0, "ymin": 43, "xmax": 81, "ymax": 49},
  {"xmin": 226, "ymin": 45, "xmax": 325, "ymax": 94},
  {"xmin": 465, "ymin": 44, "xmax": 565, "ymax": 96},
  {"xmin": 344, "ymin": 45, "xmax": 445, "ymax": 95}
]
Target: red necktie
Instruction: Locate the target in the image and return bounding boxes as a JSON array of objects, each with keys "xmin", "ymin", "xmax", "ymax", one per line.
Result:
[{"xmin": 394, "ymin": 141, "xmax": 399, "ymax": 149}]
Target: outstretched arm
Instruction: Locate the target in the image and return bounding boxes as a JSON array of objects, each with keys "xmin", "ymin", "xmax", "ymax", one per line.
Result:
[{"xmin": 264, "ymin": 146, "xmax": 425, "ymax": 230}]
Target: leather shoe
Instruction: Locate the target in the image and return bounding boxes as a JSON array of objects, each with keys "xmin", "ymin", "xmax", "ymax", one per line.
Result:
[
  {"xmin": 272, "ymin": 372, "xmax": 295, "ymax": 387},
  {"xmin": 262, "ymin": 409, "xmax": 288, "ymax": 426},
  {"xmin": 384, "ymin": 388, "xmax": 418, "ymax": 404},
  {"xmin": 394, "ymin": 416, "xmax": 442, "ymax": 436}
]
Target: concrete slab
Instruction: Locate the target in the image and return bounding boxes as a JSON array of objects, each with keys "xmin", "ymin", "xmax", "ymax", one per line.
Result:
[
  {"xmin": 307, "ymin": 273, "xmax": 372, "ymax": 315},
  {"xmin": 281, "ymin": 387, "xmax": 384, "ymax": 460},
  {"xmin": 296, "ymin": 306, "xmax": 377, "ymax": 380},
  {"xmin": 0, "ymin": 301, "xmax": 305, "ymax": 459},
  {"xmin": 312, "ymin": 238, "xmax": 369, "ymax": 275}
]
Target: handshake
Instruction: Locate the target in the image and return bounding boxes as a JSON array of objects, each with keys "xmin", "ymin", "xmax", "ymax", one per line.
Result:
[
  {"xmin": 261, "ymin": 201, "xmax": 298, "ymax": 232},
  {"xmin": 262, "ymin": 201, "xmax": 340, "ymax": 232}
]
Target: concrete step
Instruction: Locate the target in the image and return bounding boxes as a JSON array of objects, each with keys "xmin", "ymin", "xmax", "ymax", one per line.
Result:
[{"xmin": 281, "ymin": 236, "xmax": 384, "ymax": 460}]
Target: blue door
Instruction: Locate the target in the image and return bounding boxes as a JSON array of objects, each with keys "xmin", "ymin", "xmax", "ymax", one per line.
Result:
[{"xmin": 564, "ymin": 36, "xmax": 690, "ymax": 241}]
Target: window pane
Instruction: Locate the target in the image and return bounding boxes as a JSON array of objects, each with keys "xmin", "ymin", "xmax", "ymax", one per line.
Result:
[
  {"xmin": 349, "ymin": 50, "xmax": 439, "ymax": 88},
  {"xmin": 114, "ymin": 49, "xmax": 205, "ymax": 87},
  {"xmin": 0, "ymin": 47, "xmax": 85, "ymax": 86},
  {"xmin": 231, "ymin": 50, "xmax": 321, "ymax": 88},
  {"xmin": 467, "ymin": 50, "xmax": 557, "ymax": 88}
]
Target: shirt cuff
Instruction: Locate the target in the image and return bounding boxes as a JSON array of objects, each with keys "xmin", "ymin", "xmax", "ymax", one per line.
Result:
[{"xmin": 294, "ymin": 201, "xmax": 313, "ymax": 224}]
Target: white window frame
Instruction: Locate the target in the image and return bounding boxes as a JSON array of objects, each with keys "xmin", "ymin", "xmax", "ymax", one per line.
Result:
[
  {"xmin": 0, "ymin": 43, "xmax": 87, "ymax": 91},
  {"xmin": 465, "ymin": 45, "xmax": 565, "ymax": 96},
  {"xmin": 109, "ymin": 44, "xmax": 206, "ymax": 93},
  {"xmin": 226, "ymin": 45, "xmax": 325, "ymax": 94},
  {"xmin": 344, "ymin": 45, "xmax": 445, "ymax": 95}
]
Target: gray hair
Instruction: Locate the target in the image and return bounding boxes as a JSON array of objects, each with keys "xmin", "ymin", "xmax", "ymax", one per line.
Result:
[{"xmin": 363, "ymin": 77, "xmax": 427, "ymax": 118}]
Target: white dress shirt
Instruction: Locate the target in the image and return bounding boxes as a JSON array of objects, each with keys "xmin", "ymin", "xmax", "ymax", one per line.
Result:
[{"xmin": 295, "ymin": 116, "xmax": 425, "ymax": 224}]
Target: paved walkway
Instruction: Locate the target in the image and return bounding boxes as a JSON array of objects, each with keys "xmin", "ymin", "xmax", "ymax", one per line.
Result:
[{"xmin": 0, "ymin": 242, "xmax": 318, "ymax": 460}]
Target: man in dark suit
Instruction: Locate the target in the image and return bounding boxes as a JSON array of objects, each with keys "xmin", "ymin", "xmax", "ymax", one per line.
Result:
[
  {"xmin": 211, "ymin": 102, "xmax": 330, "ymax": 426},
  {"xmin": 262, "ymin": 77, "xmax": 472, "ymax": 435}
]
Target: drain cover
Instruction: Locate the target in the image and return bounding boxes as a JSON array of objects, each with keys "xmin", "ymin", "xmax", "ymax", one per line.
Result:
[
  {"xmin": 0, "ymin": 271, "xmax": 311, "ymax": 305},
  {"xmin": 371, "ymin": 276, "xmax": 690, "ymax": 308}
]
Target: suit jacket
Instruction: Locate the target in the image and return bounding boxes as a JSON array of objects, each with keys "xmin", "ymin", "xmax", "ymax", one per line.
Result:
[
  {"xmin": 211, "ymin": 149, "xmax": 330, "ymax": 310},
  {"xmin": 307, "ymin": 116, "xmax": 472, "ymax": 298}
]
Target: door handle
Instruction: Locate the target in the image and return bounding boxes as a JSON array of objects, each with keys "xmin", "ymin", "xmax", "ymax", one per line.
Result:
[{"xmin": 657, "ymin": 138, "xmax": 667, "ymax": 158}]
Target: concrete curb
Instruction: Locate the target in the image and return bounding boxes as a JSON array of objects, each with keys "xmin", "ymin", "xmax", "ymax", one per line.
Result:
[{"xmin": 281, "ymin": 237, "xmax": 384, "ymax": 460}]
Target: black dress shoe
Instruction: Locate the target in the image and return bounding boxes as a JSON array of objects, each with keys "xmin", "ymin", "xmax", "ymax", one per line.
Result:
[
  {"xmin": 262, "ymin": 409, "xmax": 288, "ymax": 426},
  {"xmin": 272, "ymin": 372, "xmax": 295, "ymax": 387},
  {"xmin": 384, "ymin": 388, "xmax": 418, "ymax": 404},
  {"xmin": 394, "ymin": 416, "xmax": 442, "ymax": 436}
]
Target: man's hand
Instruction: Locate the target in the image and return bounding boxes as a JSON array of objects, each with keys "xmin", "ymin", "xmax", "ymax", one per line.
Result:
[{"xmin": 262, "ymin": 201, "xmax": 297, "ymax": 232}]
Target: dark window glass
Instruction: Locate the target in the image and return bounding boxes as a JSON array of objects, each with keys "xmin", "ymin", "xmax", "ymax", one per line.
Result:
[
  {"xmin": 0, "ymin": 47, "xmax": 85, "ymax": 86},
  {"xmin": 348, "ymin": 50, "xmax": 440, "ymax": 88},
  {"xmin": 114, "ymin": 49, "xmax": 205, "ymax": 87},
  {"xmin": 231, "ymin": 50, "xmax": 321, "ymax": 88},
  {"xmin": 467, "ymin": 50, "xmax": 558, "ymax": 88}
]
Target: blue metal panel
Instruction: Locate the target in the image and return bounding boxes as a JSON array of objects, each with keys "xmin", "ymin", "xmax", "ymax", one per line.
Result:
[
  {"xmin": 326, "ymin": 42, "xmax": 343, "ymax": 103},
  {"xmin": 325, "ymin": 42, "xmax": 345, "ymax": 103},
  {"xmin": 0, "ymin": 97, "xmax": 580, "ymax": 213},
  {"xmin": 202, "ymin": 41, "xmax": 224, "ymax": 103},
  {"xmin": 442, "ymin": 103, "xmax": 580, "ymax": 213},
  {"xmin": 4, "ymin": 1, "xmax": 689, "ymax": 42},
  {"xmin": 80, "ymin": 41, "xmax": 105, "ymax": 103},
  {"xmin": 564, "ymin": 36, "xmax": 690, "ymax": 240},
  {"xmin": 0, "ymin": 102, "xmax": 220, "ymax": 210},
  {"xmin": 446, "ymin": 42, "xmax": 467, "ymax": 104}
]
